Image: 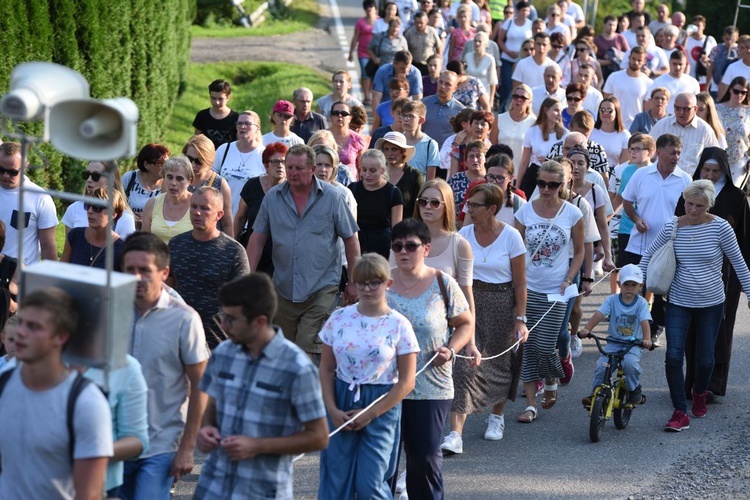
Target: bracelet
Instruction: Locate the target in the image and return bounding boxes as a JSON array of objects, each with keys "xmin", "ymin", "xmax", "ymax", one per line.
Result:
[
  {"xmin": 581, "ymin": 277, "xmax": 594, "ymax": 283},
  {"xmin": 564, "ymin": 277, "xmax": 574, "ymax": 284}
]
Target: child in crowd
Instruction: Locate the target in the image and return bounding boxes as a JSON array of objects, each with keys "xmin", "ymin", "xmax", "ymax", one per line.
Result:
[
  {"xmin": 192, "ymin": 79, "xmax": 240, "ymax": 150},
  {"xmin": 579, "ymin": 264, "xmax": 652, "ymax": 406},
  {"xmin": 0, "ymin": 316, "xmax": 18, "ymax": 372}
]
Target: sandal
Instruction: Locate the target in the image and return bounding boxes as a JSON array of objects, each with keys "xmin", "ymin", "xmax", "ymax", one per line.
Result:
[
  {"xmin": 541, "ymin": 382, "xmax": 558, "ymax": 409},
  {"xmin": 517, "ymin": 405, "xmax": 537, "ymax": 423}
]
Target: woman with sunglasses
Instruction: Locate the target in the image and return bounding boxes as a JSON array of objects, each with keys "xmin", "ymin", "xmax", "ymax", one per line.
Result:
[
  {"xmin": 441, "ymin": 183, "xmax": 527, "ymax": 454},
  {"xmin": 514, "ymin": 159, "xmax": 584, "ymax": 422},
  {"xmin": 262, "ymin": 100, "xmax": 305, "ymax": 147},
  {"xmin": 716, "ymin": 76, "xmax": 750, "ymax": 186},
  {"xmin": 448, "ymin": 140, "xmax": 487, "ymax": 209},
  {"xmin": 182, "ymin": 134, "xmax": 234, "ymax": 238},
  {"xmin": 548, "ymin": 33, "xmax": 571, "ymax": 86},
  {"xmin": 561, "ymin": 83, "xmax": 586, "ymax": 129},
  {"xmin": 141, "ymin": 156, "xmax": 194, "ymax": 244},
  {"xmin": 590, "ymin": 96, "xmax": 630, "ymax": 180},
  {"xmin": 62, "ymin": 161, "xmax": 136, "ymax": 239},
  {"xmin": 630, "ymin": 87, "xmax": 670, "ymax": 135},
  {"xmin": 490, "ymin": 84, "xmax": 536, "ymax": 171},
  {"xmin": 571, "ymin": 38, "xmax": 603, "ymax": 89},
  {"xmin": 233, "ymin": 142, "xmax": 288, "ymax": 271},
  {"xmin": 122, "ymin": 143, "xmax": 170, "ymax": 228},
  {"xmin": 318, "ymin": 253, "xmax": 419, "ymax": 500},
  {"xmin": 387, "ymin": 219, "xmax": 473, "ymax": 499},
  {"xmin": 330, "ymin": 101, "xmax": 368, "ymax": 181},
  {"xmin": 518, "ymin": 97, "xmax": 568, "ymax": 198},
  {"xmin": 61, "ymin": 186, "xmax": 126, "ymax": 270}
]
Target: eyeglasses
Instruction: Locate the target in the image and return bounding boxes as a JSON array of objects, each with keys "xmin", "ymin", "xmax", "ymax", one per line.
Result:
[
  {"xmin": 391, "ymin": 241, "xmax": 423, "ymax": 253},
  {"xmin": 567, "ymin": 96, "xmax": 582, "ymax": 102},
  {"xmin": 537, "ymin": 179, "xmax": 562, "ymax": 189},
  {"xmin": 400, "ymin": 114, "xmax": 418, "ymax": 121},
  {"xmin": 331, "ymin": 110, "xmax": 350, "ymax": 117},
  {"xmin": 81, "ymin": 171, "xmax": 103, "ymax": 181},
  {"xmin": 485, "ymin": 174, "xmax": 507, "ymax": 183},
  {"xmin": 0, "ymin": 167, "xmax": 21, "ymax": 177},
  {"xmin": 354, "ymin": 280, "xmax": 383, "ymax": 291},
  {"xmin": 237, "ymin": 121, "xmax": 257, "ymax": 128},
  {"xmin": 213, "ymin": 312, "xmax": 251, "ymax": 328},
  {"xmin": 84, "ymin": 203, "xmax": 106, "ymax": 213},
  {"xmin": 628, "ymin": 146, "xmax": 646, "ymax": 152},
  {"xmin": 732, "ymin": 88, "xmax": 748, "ymax": 95},
  {"xmin": 185, "ymin": 155, "xmax": 201, "ymax": 165},
  {"xmin": 417, "ymin": 197, "xmax": 445, "ymax": 209},
  {"xmin": 552, "ymin": 44, "xmax": 564, "ymax": 49},
  {"xmin": 465, "ymin": 201, "xmax": 491, "ymax": 210},
  {"xmin": 268, "ymin": 159, "xmax": 286, "ymax": 166},
  {"xmin": 512, "ymin": 94, "xmax": 529, "ymax": 101}
]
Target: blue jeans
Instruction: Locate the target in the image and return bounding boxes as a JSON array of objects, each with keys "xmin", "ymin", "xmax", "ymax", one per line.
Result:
[
  {"xmin": 121, "ymin": 452, "xmax": 175, "ymax": 500},
  {"xmin": 591, "ymin": 345, "xmax": 642, "ymax": 392},
  {"xmin": 664, "ymin": 302, "xmax": 724, "ymax": 412}
]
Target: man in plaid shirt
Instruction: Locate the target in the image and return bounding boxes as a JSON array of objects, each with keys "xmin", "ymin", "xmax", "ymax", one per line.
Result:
[{"xmin": 195, "ymin": 273, "xmax": 328, "ymax": 499}]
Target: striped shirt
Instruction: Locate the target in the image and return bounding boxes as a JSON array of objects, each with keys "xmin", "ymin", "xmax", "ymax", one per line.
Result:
[
  {"xmin": 649, "ymin": 116, "xmax": 720, "ymax": 175},
  {"xmin": 640, "ymin": 217, "xmax": 750, "ymax": 308}
]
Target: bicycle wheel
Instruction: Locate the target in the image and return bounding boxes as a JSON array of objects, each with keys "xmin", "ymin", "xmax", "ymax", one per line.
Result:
[
  {"xmin": 589, "ymin": 393, "xmax": 608, "ymax": 443},
  {"xmin": 614, "ymin": 385, "xmax": 633, "ymax": 430}
]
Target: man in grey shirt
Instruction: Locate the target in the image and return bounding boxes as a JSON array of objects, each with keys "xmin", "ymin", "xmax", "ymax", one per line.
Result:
[{"xmin": 247, "ymin": 144, "xmax": 360, "ymax": 357}]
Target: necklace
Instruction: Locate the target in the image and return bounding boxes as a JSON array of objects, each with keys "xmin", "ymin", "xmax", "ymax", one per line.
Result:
[
  {"xmin": 476, "ymin": 224, "xmax": 500, "ymax": 262},
  {"xmin": 400, "ymin": 269, "xmax": 426, "ymax": 295}
]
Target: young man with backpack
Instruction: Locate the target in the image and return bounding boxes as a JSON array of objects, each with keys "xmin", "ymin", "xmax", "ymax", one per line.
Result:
[{"xmin": 0, "ymin": 287, "xmax": 112, "ymax": 498}]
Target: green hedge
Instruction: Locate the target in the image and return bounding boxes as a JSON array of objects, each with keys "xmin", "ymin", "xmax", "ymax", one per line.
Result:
[{"xmin": 0, "ymin": 0, "xmax": 192, "ymax": 199}]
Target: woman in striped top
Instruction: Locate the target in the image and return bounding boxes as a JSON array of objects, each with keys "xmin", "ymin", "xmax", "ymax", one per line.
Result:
[{"xmin": 640, "ymin": 180, "xmax": 750, "ymax": 432}]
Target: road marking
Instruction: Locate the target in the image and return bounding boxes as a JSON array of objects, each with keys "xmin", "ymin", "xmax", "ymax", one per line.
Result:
[{"xmin": 328, "ymin": 0, "xmax": 364, "ymax": 103}]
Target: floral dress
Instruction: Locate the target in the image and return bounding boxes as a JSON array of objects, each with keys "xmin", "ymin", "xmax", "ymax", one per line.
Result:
[
  {"xmin": 717, "ymin": 104, "xmax": 750, "ymax": 166},
  {"xmin": 453, "ymin": 77, "xmax": 487, "ymax": 109}
]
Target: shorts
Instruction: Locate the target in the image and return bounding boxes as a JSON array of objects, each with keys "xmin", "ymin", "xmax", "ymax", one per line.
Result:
[
  {"xmin": 359, "ymin": 57, "xmax": 371, "ymax": 78},
  {"xmin": 616, "ymin": 233, "xmax": 632, "ymax": 268},
  {"xmin": 276, "ymin": 285, "xmax": 338, "ymax": 354}
]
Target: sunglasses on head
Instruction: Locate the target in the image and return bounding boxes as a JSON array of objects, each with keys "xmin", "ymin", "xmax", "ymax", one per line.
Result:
[
  {"xmin": 537, "ymin": 179, "xmax": 562, "ymax": 189},
  {"xmin": 391, "ymin": 241, "xmax": 423, "ymax": 253},
  {"xmin": 84, "ymin": 203, "xmax": 106, "ymax": 213},
  {"xmin": 0, "ymin": 166, "xmax": 21, "ymax": 177},
  {"xmin": 331, "ymin": 110, "xmax": 350, "ymax": 117},
  {"xmin": 417, "ymin": 197, "xmax": 445, "ymax": 209},
  {"xmin": 81, "ymin": 171, "xmax": 103, "ymax": 182}
]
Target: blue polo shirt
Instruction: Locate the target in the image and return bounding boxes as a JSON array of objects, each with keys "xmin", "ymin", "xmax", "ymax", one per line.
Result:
[
  {"xmin": 421, "ymin": 95, "xmax": 465, "ymax": 148},
  {"xmin": 373, "ymin": 64, "xmax": 424, "ymax": 97}
]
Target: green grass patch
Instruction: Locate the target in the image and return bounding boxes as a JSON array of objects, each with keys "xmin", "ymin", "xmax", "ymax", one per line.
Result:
[
  {"xmin": 162, "ymin": 61, "xmax": 330, "ymax": 151},
  {"xmin": 191, "ymin": 0, "xmax": 320, "ymax": 38}
]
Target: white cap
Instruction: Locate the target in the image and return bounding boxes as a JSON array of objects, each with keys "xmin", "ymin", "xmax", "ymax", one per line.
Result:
[{"xmin": 619, "ymin": 264, "xmax": 643, "ymax": 285}]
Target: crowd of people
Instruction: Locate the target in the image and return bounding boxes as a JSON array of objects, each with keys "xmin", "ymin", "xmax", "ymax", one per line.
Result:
[{"xmin": 0, "ymin": 0, "xmax": 749, "ymax": 498}]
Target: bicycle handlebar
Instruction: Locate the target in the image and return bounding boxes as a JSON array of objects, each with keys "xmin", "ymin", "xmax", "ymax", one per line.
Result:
[{"xmin": 581, "ymin": 332, "xmax": 657, "ymax": 357}]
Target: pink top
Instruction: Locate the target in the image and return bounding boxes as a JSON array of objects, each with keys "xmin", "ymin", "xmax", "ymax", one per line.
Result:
[
  {"xmin": 450, "ymin": 28, "xmax": 476, "ymax": 62},
  {"xmin": 355, "ymin": 18, "xmax": 377, "ymax": 59},
  {"xmin": 339, "ymin": 130, "xmax": 367, "ymax": 180}
]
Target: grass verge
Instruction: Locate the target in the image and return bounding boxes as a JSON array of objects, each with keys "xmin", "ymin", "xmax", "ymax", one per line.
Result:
[
  {"xmin": 191, "ymin": 0, "xmax": 320, "ymax": 38},
  {"xmin": 163, "ymin": 61, "xmax": 330, "ymax": 151}
]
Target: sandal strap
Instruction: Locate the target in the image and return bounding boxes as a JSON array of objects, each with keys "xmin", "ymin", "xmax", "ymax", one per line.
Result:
[
  {"xmin": 544, "ymin": 383, "xmax": 558, "ymax": 391},
  {"xmin": 524, "ymin": 405, "xmax": 537, "ymax": 416}
]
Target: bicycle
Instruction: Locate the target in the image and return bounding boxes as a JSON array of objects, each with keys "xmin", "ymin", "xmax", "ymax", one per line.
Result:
[{"xmin": 581, "ymin": 333, "xmax": 656, "ymax": 443}]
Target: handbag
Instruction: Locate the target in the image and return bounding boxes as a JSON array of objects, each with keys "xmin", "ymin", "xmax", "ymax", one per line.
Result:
[{"xmin": 646, "ymin": 216, "xmax": 678, "ymax": 295}]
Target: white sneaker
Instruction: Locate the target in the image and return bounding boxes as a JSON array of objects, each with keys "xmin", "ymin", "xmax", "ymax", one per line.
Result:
[
  {"xmin": 484, "ymin": 413, "xmax": 505, "ymax": 441},
  {"xmin": 399, "ymin": 493, "xmax": 409, "ymax": 500},
  {"xmin": 395, "ymin": 470, "xmax": 407, "ymax": 493},
  {"xmin": 440, "ymin": 431, "xmax": 463, "ymax": 454},
  {"xmin": 570, "ymin": 334, "xmax": 583, "ymax": 359}
]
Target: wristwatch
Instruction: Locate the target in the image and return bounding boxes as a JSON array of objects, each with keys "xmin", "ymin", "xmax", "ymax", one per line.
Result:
[{"xmin": 516, "ymin": 315, "xmax": 527, "ymax": 323}]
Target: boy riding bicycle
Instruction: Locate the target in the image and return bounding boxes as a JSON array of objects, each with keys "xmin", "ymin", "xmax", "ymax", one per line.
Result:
[{"xmin": 579, "ymin": 264, "xmax": 652, "ymax": 406}]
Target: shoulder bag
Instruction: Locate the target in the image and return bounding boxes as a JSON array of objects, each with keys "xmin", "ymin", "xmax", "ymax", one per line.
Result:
[{"xmin": 646, "ymin": 216, "xmax": 678, "ymax": 295}]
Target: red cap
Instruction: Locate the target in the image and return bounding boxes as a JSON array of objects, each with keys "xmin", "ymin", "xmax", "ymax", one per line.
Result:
[{"xmin": 273, "ymin": 100, "xmax": 294, "ymax": 115}]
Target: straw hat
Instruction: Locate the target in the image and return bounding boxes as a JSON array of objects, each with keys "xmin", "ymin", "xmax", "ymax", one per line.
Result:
[{"xmin": 374, "ymin": 131, "xmax": 416, "ymax": 164}]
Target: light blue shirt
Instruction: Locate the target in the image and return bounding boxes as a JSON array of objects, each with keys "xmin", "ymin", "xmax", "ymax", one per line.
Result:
[{"xmin": 373, "ymin": 64, "xmax": 424, "ymax": 97}]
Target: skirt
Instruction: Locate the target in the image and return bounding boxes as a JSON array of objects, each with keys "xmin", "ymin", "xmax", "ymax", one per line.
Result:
[
  {"xmin": 452, "ymin": 280, "xmax": 522, "ymax": 413},
  {"xmin": 520, "ymin": 289, "xmax": 566, "ymax": 382}
]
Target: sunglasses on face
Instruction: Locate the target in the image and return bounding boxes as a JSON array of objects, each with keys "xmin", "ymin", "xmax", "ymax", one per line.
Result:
[
  {"xmin": 537, "ymin": 179, "xmax": 562, "ymax": 189},
  {"xmin": 0, "ymin": 167, "xmax": 21, "ymax": 177},
  {"xmin": 732, "ymin": 88, "xmax": 748, "ymax": 95},
  {"xmin": 331, "ymin": 110, "xmax": 350, "ymax": 117},
  {"xmin": 84, "ymin": 203, "xmax": 106, "ymax": 213},
  {"xmin": 185, "ymin": 155, "xmax": 201, "ymax": 165},
  {"xmin": 417, "ymin": 197, "xmax": 445, "ymax": 209},
  {"xmin": 391, "ymin": 241, "xmax": 423, "ymax": 253},
  {"xmin": 567, "ymin": 96, "xmax": 582, "ymax": 102},
  {"xmin": 512, "ymin": 94, "xmax": 529, "ymax": 101},
  {"xmin": 576, "ymin": 47, "xmax": 589, "ymax": 52},
  {"xmin": 81, "ymin": 171, "xmax": 103, "ymax": 182}
]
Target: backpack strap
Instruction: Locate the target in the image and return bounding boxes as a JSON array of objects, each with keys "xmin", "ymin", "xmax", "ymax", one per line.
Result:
[
  {"xmin": 124, "ymin": 170, "xmax": 137, "ymax": 200},
  {"xmin": 219, "ymin": 142, "xmax": 232, "ymax": 170},
  {"xmin": 435, "ymin": 270, "xmax": 453, "ymax": 328},
  {"xmin": 67, "ymin": 372, "xmax": 94, "ymax": 463}
]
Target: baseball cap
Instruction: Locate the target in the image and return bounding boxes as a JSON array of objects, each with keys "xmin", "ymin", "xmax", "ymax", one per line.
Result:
[
  {"xmin": 273, "ymin": 100, "xmax": 295, "ymax": 116},
  {"xmin": 618, "ymin": 264, "xmax": 643, "ymax": 285}
]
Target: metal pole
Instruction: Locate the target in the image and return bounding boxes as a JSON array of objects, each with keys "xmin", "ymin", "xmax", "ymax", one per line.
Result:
[{"xmin": 15, "ymin": 138, "xmax": 31, "ymax": 303}]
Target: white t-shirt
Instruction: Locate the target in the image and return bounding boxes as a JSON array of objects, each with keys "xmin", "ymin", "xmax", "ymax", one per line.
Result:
[
  {"xmin": 0, "ymin": 181, "xmax": 58, "ymax": 265},
  {"xmin": 500, "ymin": 18, "xmax": 533, "ymax": 63},
  {"xmin": 523, "ymin": 124, "xmax": 569, "ymax": 164},
  {"xmin": 459, "ymin": 223, "xmax": 526, "ymax": 283},
  {"xmin": 602, "ymin": 70, "xmax": 652, "ymax": 128},
  {"xmin": 621, "ymin": 46, "xmax": 668, "ymax": 74},
  {"xmin": 495, "ymin": 112, "xmax": 537, "ymax": 171},
  {"xmin": 0, "ymin": 370, "xmax": 113, "ymax": 499},
  {"xmin": 721, "ymin": 60, "xmax": 750, "ymax": 86},
  {"xmin": 685, "ymin": 35, "xmax": 717, "ymax": 81},
  {"xmin": 648, "ymin": 73, "xmax": 700, "ymax": 114},
  {"xmin": 589, "ymin": 128, "xmax": 631, "ymax": 168},
  {"xmin": 62, "ymin": 201, "xmax": 137, "ymax": 239},
  {"xmin": 515, "ymin": 201, "xmax": 583, "ymax": 293},
  {"xmin": 512, "ymin": 57, "xmax": 557, "ymax": 88},
  {"xmin": 566, "ymin": 2, "xmax": 584, "ymax": 23},
  {"xmin": 122, "ymin": 170, "xmax": 161, "ymax": 215},
  {"xmin": 531, "ymin": 86, "xmax": 566, "ymax": 117},
  {"xmin": 212, "ymin": 142, "xmax": 266, "ymax": 216},
  {"xmin": 262, "ymin": 131, "xmax": 304, "ymax": 148},
  {"xmin": 583, "ymin": 87, "xmax": 604, "ymax": 118}
]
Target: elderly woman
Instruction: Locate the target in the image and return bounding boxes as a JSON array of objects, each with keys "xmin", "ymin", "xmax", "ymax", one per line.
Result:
[
  {"xmin": 491, "ymin": 84, "xmax": 536, "ymax": 171},
  {"xmin": 375, "ymin": 131, "xmax": 422, "ymax": 218},
  {"xmin": 317, "ymin": 71, "xmax": 364, "ymax": 120},
  {"xmin": 641, "ymin": 180, "xmax": 750, "ymax": 431},
  {"xmin": 387, "ymin": 219, "xmax": 473, "ymax": 499},
  {"xmin": 448, "ymin": 141, "xmax": 487, "ymax": 209},
  {"xmin": 122, "ymin": 143, "xmax": 169, "ymax": 225},
  {"xmin": 61, "ymin": 187, "xmax": 126, "ymax": 269},
  {"xmin": 450, "ymin": 110, "xmax": 494, "ymax": 178},
  {"xmin": 233, "ymin": 142, "xmax": 288, "ymax": 273},
  {"xmin": 330, "ymin": 101, "xmax": 368, "ymax": 180},
  {"xmin": 183, "ymin": 134, "xmax": 234, "ymax": 237},
  {"xmin": 318, "ymin": 253, "xmax": 418, "ymax": 499},
  {"xmin": 465, "ymin": 32, "xmax": 498, "ymax": 110},
  {"xmin": 630, "ymin": 87, "xmax": 670, "ymax": 135},
  {"xmin": 676, "ymin": 148, "xmax": 750, "ymax": 401},
  {"xmin": 62, "ymin": 161, "xmax": 136, "ymax": 239},
  {"xmin": 349, "ymin": 149, "xmax": 404, "ymax": 258},
  {"xmin": 447, "ymin": 60, "xmax": 490, "ymax": 111},
  {"xmin": 441, "ymin": 184, "xmax": 528, "ymax": 453},
  {"xmin": 141, "ymin": 156, "xmax": 194, "ymax": 244},
  {"xmin": 518, "ymin": 97, "xmax": 568, "ymax": 198},
  {"xmin": 717, "ymin": 76, "xmax": 750, "ymax": 186},
  {"xmin": 368, "ymin": 18, "xmax": 409, "ymax": 68},
  {"xmin": 514, "ymin": 159, "xmax": 584, "ymax": 421}
]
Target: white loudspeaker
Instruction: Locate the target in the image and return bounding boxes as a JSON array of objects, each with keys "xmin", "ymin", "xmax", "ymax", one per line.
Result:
[
  {"xmin": 1, "ymin": 62, "xmax": 90, "ymax": 140},
  {"xmin": 49, "ymin": 97, "xmax": 139, "ymax": 160}
]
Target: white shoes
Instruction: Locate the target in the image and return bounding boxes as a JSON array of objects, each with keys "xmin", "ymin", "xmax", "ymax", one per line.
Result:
[
  {"xmin": 440, "ymin": 430, "xmax": 463, "ymax": 454},
  {"xmin": 395, "ymin": 470, "xmax": 407, "ymax": 493},
  {"xmin": 484, "ymin": 414, "xmax": 505, "ymax": 440},
  {"xmin": 570, "ymin": 334, "xmax": 583, "ymax": 359}
]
